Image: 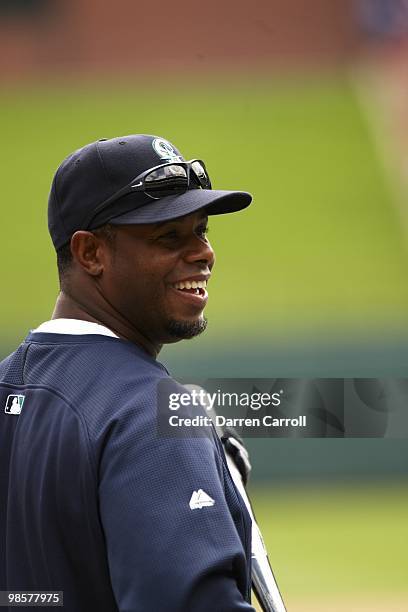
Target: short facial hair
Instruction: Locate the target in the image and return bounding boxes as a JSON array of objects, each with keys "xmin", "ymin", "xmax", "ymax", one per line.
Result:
[{"xmin": 166, "ymin": 316, "xmax": 208, "ymax": 339}]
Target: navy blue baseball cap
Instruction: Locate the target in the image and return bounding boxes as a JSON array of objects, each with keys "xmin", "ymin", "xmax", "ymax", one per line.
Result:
[{"xmin": 48, "ymin": 134, "xmax": 252, "ymax": 250}]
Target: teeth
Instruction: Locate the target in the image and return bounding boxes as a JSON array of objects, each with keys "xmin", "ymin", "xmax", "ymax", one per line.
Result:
[{"xmin": 173, "ymin": 280, "xmax": 207, "ymax": 290}]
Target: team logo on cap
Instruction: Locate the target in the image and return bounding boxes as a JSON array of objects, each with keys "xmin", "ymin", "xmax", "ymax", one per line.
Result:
[{"xmin": 152, "ymin": 138, "xmax": 183, "ymax": 162}]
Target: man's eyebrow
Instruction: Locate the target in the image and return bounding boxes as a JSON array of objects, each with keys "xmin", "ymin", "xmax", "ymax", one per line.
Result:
[{"xmin": 196, "ymin": 214, "xmax": 209, "ymax": 224}]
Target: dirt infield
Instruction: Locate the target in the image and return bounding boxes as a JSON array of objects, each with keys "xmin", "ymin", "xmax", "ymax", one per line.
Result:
[{"xmin": 0, "ymin": 0, "xmax": 360, "ymax": 78}]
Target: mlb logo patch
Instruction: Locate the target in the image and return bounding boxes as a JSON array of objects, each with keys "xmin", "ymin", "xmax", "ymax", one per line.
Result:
[{"xmin": 4, "ymin": 394, "xmax": 25, "ymax": 415}]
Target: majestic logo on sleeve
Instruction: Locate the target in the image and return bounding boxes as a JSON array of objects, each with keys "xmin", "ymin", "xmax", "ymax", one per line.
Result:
[
  {"xmin": 152, "ymin": 138, "xmax": 183, "ymax": 162},
  {"xmin": 4, "ymin": 394, "xmax": 25, "ymax": 415},
  {"xmin": 189, "ymin": 489, "xmax": 215, "ymax": 510}
]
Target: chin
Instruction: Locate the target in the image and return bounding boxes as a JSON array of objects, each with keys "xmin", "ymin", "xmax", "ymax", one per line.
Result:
[{"xmin": 165, "ymin": 316, "xmax": 208, "ymax": 340}]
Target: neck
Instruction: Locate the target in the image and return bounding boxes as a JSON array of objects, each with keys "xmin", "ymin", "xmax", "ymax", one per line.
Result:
[{"xmin": 52, "ymin": 291, "xmax": 162, "ymax": 358}]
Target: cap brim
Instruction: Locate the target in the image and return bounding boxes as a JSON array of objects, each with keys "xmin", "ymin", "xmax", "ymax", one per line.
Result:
[{"xmin": 108, "ymin": 189, "xmax": 252, "ymax": 225}]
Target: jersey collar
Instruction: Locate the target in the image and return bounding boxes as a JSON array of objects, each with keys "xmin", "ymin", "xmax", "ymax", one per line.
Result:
[{"xmin": 32, "ymin": 318, "xmax": 119, "ymax": 338}]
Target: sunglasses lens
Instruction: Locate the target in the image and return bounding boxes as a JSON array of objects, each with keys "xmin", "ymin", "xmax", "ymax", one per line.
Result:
[
  {"xmin": 191, "ymin": 160, "xmax": 211, "ymax": 189},
  {"xmin": 144, "ymin": 164, "xmax": 188, "ymax": 198}
]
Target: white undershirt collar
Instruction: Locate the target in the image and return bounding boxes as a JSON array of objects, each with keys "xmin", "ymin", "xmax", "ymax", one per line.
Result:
[{"xmin": 32, "ymin": 318, "xmax": 119, "ymax": 338}]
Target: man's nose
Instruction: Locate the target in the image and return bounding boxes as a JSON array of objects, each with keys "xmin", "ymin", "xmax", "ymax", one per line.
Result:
[{"xmin": 184, "ymin": 236, "xmax": 215, "ymax": 268}]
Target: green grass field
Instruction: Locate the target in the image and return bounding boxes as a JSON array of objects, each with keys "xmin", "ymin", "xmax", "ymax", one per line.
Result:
[
  {"xmin": 251, "ymin": 482, "xmax": 408, "ymax": 610},
  {"xmin": 1, "ymin": 77, "xmax": 408, "ymax": 349}
]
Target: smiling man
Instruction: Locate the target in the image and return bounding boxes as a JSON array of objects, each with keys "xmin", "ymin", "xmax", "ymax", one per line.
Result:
[
  {"xmin": 54, "ymin": 210, "xmax": 213, "ymax": 355},
  {"xmin": 0, "ymin": 135, "xmax": 254, "ymax": 611}
]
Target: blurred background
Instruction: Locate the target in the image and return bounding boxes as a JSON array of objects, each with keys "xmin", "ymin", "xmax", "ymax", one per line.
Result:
[{"xmin": 1, "ymin": 1, "xmax": 407, "ymax": 610}]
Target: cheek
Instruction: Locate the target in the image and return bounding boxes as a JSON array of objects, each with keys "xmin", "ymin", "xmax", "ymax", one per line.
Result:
[
  {"xmin": 108, "ymin": 252, "xmax": 171, "ymax": 303},
  {"xmin": 101, "ymin": 253, "xmax": 140, "ymax": 303}
]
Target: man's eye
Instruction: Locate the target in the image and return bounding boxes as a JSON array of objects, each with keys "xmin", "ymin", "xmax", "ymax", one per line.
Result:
[{"xmin": 196, "ymin": 226, "xmax": 209, "ymax": 239}]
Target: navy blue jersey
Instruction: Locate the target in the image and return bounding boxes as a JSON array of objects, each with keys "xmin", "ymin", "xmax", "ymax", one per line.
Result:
[{"xmin": 0, "ymin": 330, "xmax": 254, "ymax": 611}]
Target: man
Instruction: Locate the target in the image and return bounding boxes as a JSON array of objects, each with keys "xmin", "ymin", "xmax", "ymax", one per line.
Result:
[{"xmin": 0, "ymin": 135, "xmax": 254, "ymax": 611}]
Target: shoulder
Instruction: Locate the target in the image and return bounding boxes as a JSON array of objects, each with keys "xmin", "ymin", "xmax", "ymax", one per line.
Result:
[
  {"xmin": 18, "ymin": 334, "xmax": 170, "ymax": 435},
  {"xmin": 23, "ymin": 334, "xmax": 167, "ymax": 392}
]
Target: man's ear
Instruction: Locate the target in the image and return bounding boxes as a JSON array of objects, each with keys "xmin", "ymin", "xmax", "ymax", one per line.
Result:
[{"xmin": 70, "ymin": 231, "xmax": 105, "ymax": 277}]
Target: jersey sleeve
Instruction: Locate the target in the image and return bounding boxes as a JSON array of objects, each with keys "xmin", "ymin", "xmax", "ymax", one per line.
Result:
[{"xmin": 97, "ymin": 383, "xmax": 255, "ymax": 612}]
